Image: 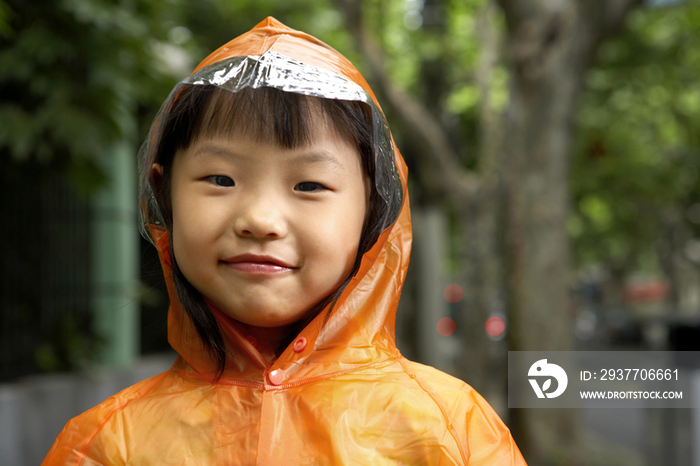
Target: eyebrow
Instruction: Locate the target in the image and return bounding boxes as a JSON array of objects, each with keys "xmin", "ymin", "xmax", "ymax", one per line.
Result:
[
  {"xmin": 192, "ymin": 143, "xmax": 345, "ymax": 171},
  {"xmin": 284, "ymin": 152, "xmax": 344, "ymax": 171},
  {"xmin": 192, "ymin": 143, "xmax": 242, "ymax": 160}
]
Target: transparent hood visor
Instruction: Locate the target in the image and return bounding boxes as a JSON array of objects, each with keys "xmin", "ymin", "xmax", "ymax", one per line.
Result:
[{"xmin": 138, "ymin": 51, "xmax": 402, "ymax": 244}]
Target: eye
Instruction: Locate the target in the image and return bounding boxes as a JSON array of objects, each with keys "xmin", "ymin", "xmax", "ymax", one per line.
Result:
[
  {"xmin": 295, "ymin": 182, "xmax": 326, "ymax": 192},
  {"xmin": 208, "ymin": 175, "xmax": 234, "ymax": 187}
]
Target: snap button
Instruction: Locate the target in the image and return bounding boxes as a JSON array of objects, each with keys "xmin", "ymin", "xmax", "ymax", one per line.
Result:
[
  {"xmin": 268, "ymin": 369, "xmax": 284, "ymax": 386},
  {"xmin": 245, "ymin": 335, "xmax": 257, "ymax": 347},
  {"xmin": 293, "ymin": 337, "xmax": 307, "ymax": 353}
]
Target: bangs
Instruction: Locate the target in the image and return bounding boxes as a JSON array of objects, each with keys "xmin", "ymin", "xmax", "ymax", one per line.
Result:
[
  {"xmin": 158, "ymin": 85, "xmax": 374, "ymax": 160},
  {"xmin": 195, "ymin": 86, "xmax": 317, "ymax": 149}
]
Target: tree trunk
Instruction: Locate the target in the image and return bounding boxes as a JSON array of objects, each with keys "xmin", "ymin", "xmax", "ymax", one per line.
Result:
[{"xmin": 498, "ymin": 0, "xmax": 641, "ymax": 462}]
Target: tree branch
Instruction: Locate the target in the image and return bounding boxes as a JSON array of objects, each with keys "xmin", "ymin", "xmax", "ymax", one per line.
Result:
[{"xmin": 332, "ymin": 0, "xmax": 480, "ymax": 200}]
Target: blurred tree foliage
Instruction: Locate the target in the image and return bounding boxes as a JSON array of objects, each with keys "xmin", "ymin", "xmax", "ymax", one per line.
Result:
[
  {"xmin": 0, "ymin": 0, "xmax": 181, "ymax": 193},
  {"xmin": 572, "ymin": 3, "xmax": 700, "ymax": 296}
]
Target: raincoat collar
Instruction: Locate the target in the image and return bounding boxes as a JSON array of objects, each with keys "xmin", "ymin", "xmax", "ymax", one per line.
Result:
[{"xmin": 146, "ymin": 17, "xmax": 411, "ymax": 387}]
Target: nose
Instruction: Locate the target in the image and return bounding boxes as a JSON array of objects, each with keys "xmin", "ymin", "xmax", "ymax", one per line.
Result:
[{"xmin": 233, "ymin": 196, "xmax": 288, "ymax": 239}]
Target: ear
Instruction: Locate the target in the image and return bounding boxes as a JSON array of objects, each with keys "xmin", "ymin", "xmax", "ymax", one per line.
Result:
[{"xmin": 150, "ymin": 163, "xmax": 164, "ymax": 187}]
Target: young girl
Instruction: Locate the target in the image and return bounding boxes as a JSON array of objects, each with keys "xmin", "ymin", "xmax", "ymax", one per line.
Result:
[{"xmin": 44, "ymin": 17, "xmax": 526, "ymax": 465}]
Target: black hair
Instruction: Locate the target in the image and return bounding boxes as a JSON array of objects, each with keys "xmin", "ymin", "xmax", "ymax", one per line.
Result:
[{"xmin": 148, "ymin": 84, "xmax": 399, "ymax": 379}]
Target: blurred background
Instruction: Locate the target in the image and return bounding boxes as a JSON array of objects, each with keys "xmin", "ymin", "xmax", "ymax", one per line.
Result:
[{"xmin": 1, "ymin": 0, "xmax": 700, "ymax": 464}]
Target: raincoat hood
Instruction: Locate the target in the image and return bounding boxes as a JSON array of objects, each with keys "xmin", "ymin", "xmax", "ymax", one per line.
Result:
[
  {"xmin": 44, "ymin": 17, "xmax": 527, "ymax": 466},
  {"xmin": 140, "ymin": 16, "xmax": 409, "ymax": 384}
]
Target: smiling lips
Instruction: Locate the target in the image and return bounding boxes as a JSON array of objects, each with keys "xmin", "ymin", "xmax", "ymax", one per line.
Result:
[{"xmin": 222, "ymin": 253, "xmax": 296, "ymax": 274}]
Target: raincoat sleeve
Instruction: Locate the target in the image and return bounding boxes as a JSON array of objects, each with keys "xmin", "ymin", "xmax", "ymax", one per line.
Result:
[
  {"xmin": 461, "ymin": 391, "xmax": 527, "ymax": 465},
  {"xmin": 41, "ymin": 372, "xmax": 170, "ymax": 466},
  {"xmin": 406, "ymin": 361, "xmax": 528, "ymax": 465}
]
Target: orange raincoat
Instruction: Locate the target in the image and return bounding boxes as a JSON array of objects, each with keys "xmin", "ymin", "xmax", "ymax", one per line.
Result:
[{"xmin": 43, "ymin": 17, "xmax": 527, "ymax": 466}]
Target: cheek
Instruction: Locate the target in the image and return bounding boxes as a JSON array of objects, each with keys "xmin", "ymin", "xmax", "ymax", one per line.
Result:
[
  {"xmin": 171, "ymin": 192, "xmax": 223, "ymax": 266},
  {"xmin": 302, "ymin": 199, "xmax": 365, "ymax": 272}
]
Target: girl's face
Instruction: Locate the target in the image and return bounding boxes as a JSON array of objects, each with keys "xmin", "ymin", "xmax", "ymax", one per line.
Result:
[{"xmin": 162, "ymin": 113, "xmax": 369, "ymax": 330}]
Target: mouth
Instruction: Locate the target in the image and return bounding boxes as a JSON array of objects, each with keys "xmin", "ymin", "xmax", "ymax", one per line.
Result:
[{"xmin": 221, "ymin": 253, "xmax": 296, "ymax": 274}]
